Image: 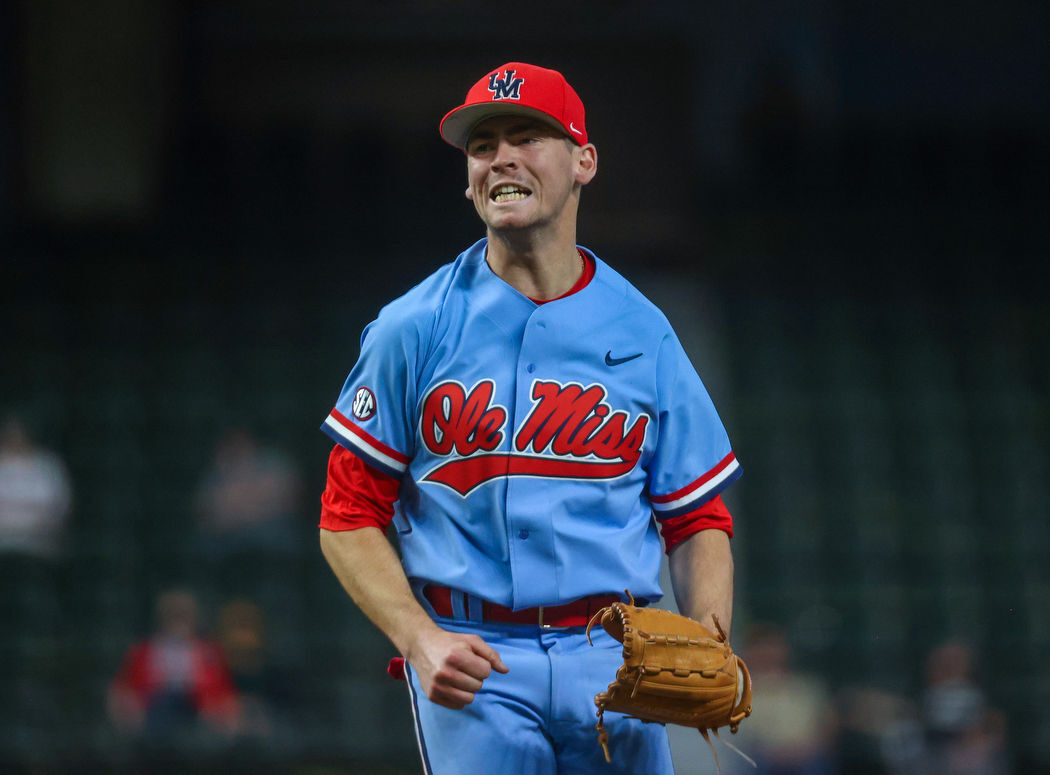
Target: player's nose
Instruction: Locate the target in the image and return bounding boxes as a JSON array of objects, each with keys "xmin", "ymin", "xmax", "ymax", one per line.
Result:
[{"xmin": 490, "ymin": 138, "xmax": 518, "ymax": 171}]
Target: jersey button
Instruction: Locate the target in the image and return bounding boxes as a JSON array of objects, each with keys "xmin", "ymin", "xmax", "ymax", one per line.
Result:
[
  {"xmin": 518, "ymin": 529, "xmax": 530, "ymax": 540},
  {"xmin": 526, "ymin": 364, "xmax": 536, "ymax": 373}
]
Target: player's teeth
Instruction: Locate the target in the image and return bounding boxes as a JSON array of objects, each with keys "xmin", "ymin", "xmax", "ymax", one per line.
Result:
[{"xmin": 492, "ymin": 184, "xmax": 530, "ymax": 202}]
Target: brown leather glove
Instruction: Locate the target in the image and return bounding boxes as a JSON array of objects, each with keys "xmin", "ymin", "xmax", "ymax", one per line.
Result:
[{"xmin": 587, "ymin": 594, "xmax": 753, "ymax": 766}]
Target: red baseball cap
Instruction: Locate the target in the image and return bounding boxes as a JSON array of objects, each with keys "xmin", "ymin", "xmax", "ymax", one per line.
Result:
[{"xmin": 439, "ymin": 62, "xmax": 588, "ymax": 150}]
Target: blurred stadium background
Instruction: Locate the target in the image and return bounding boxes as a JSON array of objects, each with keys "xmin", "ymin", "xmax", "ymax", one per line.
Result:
[{"xmin": 1, "ymin": 2, "xmax": 1047, "ymax": 773}]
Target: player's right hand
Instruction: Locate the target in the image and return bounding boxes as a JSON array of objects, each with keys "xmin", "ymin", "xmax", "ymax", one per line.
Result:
[{"xmin": 408, "ymin": 629, "xmax": 509, "ymax": 709}]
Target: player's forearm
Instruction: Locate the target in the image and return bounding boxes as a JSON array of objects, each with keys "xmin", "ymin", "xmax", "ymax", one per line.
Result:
[
  {"xmin": 668, "ymin": 528, "xmax": 734, "ymax": 635},
  {"xmin": 319, "ymin": 526, "xmax": 443, "ymax": 658}
]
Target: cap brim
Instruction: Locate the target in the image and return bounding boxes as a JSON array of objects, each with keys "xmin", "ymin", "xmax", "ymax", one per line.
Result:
[{"xmin": 439, "ymin": 103, "xmax": 570, "ymax": 149}]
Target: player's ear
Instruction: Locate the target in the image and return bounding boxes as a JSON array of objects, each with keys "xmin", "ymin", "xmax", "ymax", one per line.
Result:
[{"xmin": 574, "ymin": 143, "xmax": 597, "ymax": 185}]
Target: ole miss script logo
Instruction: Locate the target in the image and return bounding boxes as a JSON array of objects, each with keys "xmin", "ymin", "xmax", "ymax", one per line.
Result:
[{"xmin": 419, "ymin": 379, "xmax": 649, "ymax": 495}]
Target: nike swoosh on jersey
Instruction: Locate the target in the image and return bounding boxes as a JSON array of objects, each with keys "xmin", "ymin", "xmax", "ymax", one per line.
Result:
[{"xmin": 605, "ymin": 350, "xmax": 643, "ymax": 366}]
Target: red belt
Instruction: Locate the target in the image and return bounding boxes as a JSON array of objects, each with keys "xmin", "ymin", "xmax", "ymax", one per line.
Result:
[{"xmin": 423, "ymin": 585, "xmax": 621, "ymax": 629}]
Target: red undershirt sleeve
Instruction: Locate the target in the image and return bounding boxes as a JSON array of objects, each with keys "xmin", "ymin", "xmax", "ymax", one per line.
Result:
[
  {"xmin": 319, "ymin": 444, "xmax": 401, "ymax": 531},
  {"xmin": 659, "ymin": 494, "xmax": 734, "ymax": 554}
]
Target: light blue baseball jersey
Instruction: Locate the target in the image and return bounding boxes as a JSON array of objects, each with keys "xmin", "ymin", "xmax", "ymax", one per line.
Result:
[{"xmin": 321, "ymin": 238, "xmax": 741, "ymax": 610}]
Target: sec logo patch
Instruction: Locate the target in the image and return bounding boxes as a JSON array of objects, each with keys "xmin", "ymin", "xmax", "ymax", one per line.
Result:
[{"xmin": 351, "ymin": 387, "xmax": 376, "ymax": 421}]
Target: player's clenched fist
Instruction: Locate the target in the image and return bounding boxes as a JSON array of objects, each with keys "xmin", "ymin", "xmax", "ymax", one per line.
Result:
[{"xmin": 408, "ymin": 629, "xmax": 509, "ymax": 709}]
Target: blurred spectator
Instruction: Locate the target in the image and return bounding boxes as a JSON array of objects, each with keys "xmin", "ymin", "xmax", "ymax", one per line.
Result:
[
  {"xmin": 0, "ymin": 414, "xmax": 72, "ymax": 757},
  {"xmin": 731, "ymin": 623, "xmax": 837, "ymax": 774},
  {"xmin": 194, "ymin": 428, "xmax": 302, "ymax": 559},
  {"xmin": 0, "ymin": 413, "xmax": 72, "ymax": 560},
  {"xmin": 216, "ymin": 598, "xmax": 295, "ymax": 741},
  {"xmin": 837, "ymin": 685, "xmax": 921, "ymax": 775},
  {"xmin": 107, "ymin": 588, "xmax": 239, "ymax": 739},
  {"xmin": 920, "ymin": 640, "xmax": 1010, "ymax": 775},
  {"xmin": 837, "ymin": 640, "xmax": 1013, "ymax": 775}
]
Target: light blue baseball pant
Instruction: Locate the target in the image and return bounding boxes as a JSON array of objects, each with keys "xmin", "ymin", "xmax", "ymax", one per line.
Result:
[{"xmin": 404, "ymin": 618, "xmax": 674, "ymax": 775}]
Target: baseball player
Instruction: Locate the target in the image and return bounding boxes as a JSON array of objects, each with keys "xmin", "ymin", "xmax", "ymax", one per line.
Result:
[{"xmin": 319, "ymin": 62, "xmax": 742, "ymax": 774}]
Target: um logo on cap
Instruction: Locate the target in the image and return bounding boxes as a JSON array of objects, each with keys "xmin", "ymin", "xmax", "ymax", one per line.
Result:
[{"xmin": 488, "ymin": 69, "xmax": 524, "ymax": 101}]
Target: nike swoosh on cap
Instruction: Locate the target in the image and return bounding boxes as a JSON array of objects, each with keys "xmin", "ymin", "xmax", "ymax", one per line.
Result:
[{"xmin": 569, "ymin": 122, "xmax": 583, "ymax": 135}]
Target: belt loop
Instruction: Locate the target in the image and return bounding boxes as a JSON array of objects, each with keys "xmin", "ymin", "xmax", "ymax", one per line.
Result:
[
  {"xmin": 450, "ymin": 590, "xmax": 468, "ymax": 621},
  {"xmin": 466, "ymin": 593, "xmax": 484, "ymax": 623}
]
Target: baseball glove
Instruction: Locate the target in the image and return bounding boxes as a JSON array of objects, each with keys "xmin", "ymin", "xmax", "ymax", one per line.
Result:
[{"xmin": 586, "ymin": 593, "xmax": 753, "ymax": 768}]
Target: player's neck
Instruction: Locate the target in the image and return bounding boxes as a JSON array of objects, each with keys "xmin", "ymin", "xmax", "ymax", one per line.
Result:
[{"xmin": 485, "ymin": 228, "xmax": 583, "ymax": 301}]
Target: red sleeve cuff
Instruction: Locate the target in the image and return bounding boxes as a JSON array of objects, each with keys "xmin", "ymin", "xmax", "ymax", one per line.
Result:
[
  {"xmin": 319, "ymin": 444, "xmax": 401, "ymax": 531},
  {"xmin": 659, "ymin": 494, "xmax": 734, "ymax": 554}
]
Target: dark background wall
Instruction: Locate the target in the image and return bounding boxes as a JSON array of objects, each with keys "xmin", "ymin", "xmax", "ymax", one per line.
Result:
[{"xmin": 1, "ymin": 2, "xmax": 1048, "ymax": 773}]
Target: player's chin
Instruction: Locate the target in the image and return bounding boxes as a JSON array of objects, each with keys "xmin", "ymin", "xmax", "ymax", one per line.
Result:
[
  {"xmin": 484, "ymin": 200, "xmax": 535, "ymax": 222},
  {"xmin": 483, "ymin": 209, "xmax": 536, "ymax": 232}
]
